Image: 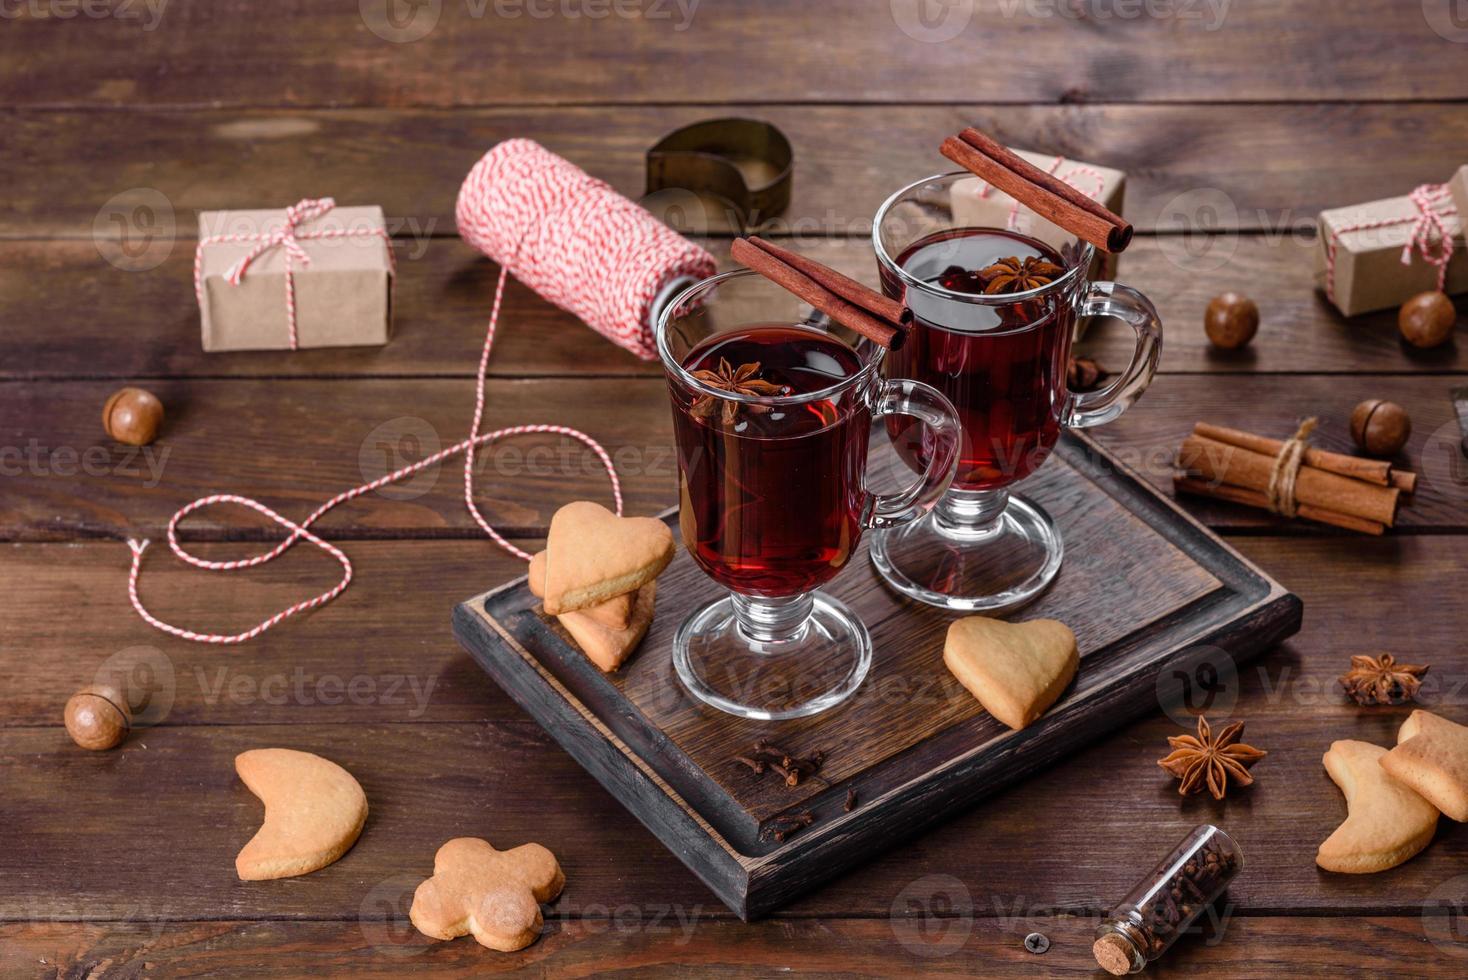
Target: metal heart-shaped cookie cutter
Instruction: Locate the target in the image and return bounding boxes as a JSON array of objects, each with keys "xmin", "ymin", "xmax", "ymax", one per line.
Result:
[{"xmin": 644, "ymin": 118, "xmax": 793, "ymax": 234}]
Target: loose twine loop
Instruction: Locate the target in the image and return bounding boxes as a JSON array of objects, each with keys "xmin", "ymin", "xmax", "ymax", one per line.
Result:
[
  {"xmin": 128, "ymin": 141, "xmax": 714, "ymax": 645},
  {"xmin": 1265, "ymin": 417, "xmax": 1318, "ymax": 519}
]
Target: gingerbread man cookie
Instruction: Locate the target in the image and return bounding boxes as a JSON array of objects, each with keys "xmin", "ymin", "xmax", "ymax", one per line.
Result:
[{"xmin": 410, "ymin": 837, "xmax": 565, "ymax": 952}]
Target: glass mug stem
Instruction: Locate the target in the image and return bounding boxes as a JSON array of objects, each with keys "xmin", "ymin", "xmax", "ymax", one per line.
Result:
[{"xmin": 730, "ymin": 592, "xmax": 814, "ymax": 646}]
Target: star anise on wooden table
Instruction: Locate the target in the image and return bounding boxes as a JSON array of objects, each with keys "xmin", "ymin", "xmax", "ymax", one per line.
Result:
[
  {"xmin": 1338, "ymin": 653, "xmax": 1430, "ymax": 706},
  {"xmin": 1158, "ymin": 715, "xmax": 1267, "ymax": 801},
  {"xmin": 689, "ymin": 359, "xmax": 790, "ymax": 424},
  {"xmin": 978, "ymin": 255, "xmax": 1065, "ymax": 294}
]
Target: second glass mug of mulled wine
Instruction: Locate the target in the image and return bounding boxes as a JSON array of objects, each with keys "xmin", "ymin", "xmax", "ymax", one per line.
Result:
[
  {"xmin": 657, "ymin": 269, "xmax": 962, "ymax": 720},
  {"xmin": 870, "ymin": 171, "xmax": 1162, "ymax": 612}
]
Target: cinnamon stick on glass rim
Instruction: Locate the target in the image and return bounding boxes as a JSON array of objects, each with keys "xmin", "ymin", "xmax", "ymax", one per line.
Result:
[
  {"xmin": 940, "ymin": 127, "xmax": 1133, "ymax": 254},
  {"xmin": 730, "ymin": 237, "xmax": 908, "ymax": 350}
]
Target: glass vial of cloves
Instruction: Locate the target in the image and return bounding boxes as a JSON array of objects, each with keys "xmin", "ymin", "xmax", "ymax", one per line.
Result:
[{"xmin": 1092, "ymin": 824, "xmax": 1243, "ymax": 975}]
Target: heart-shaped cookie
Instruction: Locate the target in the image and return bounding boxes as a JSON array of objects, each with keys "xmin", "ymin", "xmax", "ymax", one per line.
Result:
[
  {"xmin": 943, "ymin": 616, "xmax": 1078, "ymax": 731},
  {"xmin": 540, "ymin": 501, "xmax": 674, "ymax": 615},
  {"xmin": 1318, "ymin": 739, "xmax": 1437, "ymax": 873},
  {"xmin": 528, "ymin": 550, "xmax": 634, "ymax": 630},
  {"xmin": 558, "ymin": 581, "xmax": 656, "ymax": 672},
  {"xmin": 1382, "ymin": 710, "xmax": 1468, "ymax": 821}
]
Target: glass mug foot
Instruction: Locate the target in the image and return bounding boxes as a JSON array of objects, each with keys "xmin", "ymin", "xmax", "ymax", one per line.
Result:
[
  {"xmin": 671, "ymin": 592, "xmax": 874, "ymax": 721},
  {"xmin": 869, "ymin": 489, "xmax": 1063, "ymax": 613}
]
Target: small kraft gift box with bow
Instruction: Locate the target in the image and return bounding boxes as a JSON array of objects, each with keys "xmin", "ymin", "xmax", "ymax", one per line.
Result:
[{"xmin": 195, "ymin": 198, "xmax": 395, "ymax": 352}]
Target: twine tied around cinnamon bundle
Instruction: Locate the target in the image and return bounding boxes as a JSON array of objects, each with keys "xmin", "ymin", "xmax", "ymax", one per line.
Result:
[
  {"xmin": 1264, "ymin": 417, "xmax": 1318, "ymax": 518},
  {"xmin": 1173, "ymin": 419, "xmax": 1412, "ymax": 536}
]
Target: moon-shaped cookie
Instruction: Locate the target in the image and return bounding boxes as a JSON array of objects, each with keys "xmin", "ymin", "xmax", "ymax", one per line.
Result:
[
  {"xmin": 235, "ymin": 748, "xmax": 368, "ymax": 880},
  {"xmin": 1317, "ymin": 739, "xmax": 1436, "ymax": 874}
]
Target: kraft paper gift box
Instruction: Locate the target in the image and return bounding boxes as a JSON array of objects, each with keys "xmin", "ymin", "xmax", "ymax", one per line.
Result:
[
  {"xmin": 196, "ymin": 204, "xmax": 394, "ymax": 352},
  {"xmin": 949, "ymin": 147, "xmax": 1126, "ymax": 285},
  {"xmin": 1313, "ymin": 187, "xmax": 1467, "ymax": 317},
  {"xmin": 1452, "ymin": 164, "xmax": 1468, "ymax": 227}
]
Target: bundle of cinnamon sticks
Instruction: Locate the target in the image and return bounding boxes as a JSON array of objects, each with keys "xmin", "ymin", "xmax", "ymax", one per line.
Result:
[{"xmin": 1174, "ymin": 422, "xmax": 1416, "ymax": 535}]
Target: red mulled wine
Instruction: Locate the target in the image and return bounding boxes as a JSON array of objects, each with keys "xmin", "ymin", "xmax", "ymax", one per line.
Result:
[
  {"xmin": 879, "ymin": 227, "xmax": 1077, "ymax": 490},
  {"xmin": 669, "ymin": 324, "xmax": 870, "ymax": 597}
]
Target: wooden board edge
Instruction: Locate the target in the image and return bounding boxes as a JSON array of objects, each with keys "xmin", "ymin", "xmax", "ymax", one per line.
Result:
[
  {"xmin": 738, "ymin": 586, "xmax": 1303, "ymax": 916},
  {"xmin": 450, "ymin": 598, "xmax": 757, "ymax": 920},
  {"xmin": 1064, "ymin": 429, "xmax": 1296, "ymax": 607}
]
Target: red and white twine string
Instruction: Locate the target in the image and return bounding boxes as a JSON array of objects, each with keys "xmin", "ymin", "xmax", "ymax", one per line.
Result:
[
  {"xmin": 1324, "ymin": 182, "xmax": 1459, "ymax": 302},
  {"xmin": 193, "ymin": 197, "xmax": 396, "ymax": 350},
  {"xmin": 131, "ymin": 141, "xmax": 710, "ymax": 644},
  {"xmin": 977, "ymin": 155, "xmax": 1107, "ymax": 231},
  {"xmin": 128, "ymin": 265, "xmax": 622, "ymax": 644}
]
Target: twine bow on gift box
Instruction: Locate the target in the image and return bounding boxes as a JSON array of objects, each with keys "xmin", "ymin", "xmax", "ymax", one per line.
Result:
[
  {"xmin": 193, "ymin": 197, "xmax": 396, "ymax": 350},
  {"xmin": 1323, "ymin": 182, "xmax": 1459, "ymax": 304},
  {"xmin": 975, "ymin": 155, "xmax": 1107, "ymax": 231}
]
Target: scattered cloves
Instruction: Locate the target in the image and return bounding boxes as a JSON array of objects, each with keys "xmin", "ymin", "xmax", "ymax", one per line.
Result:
[{"xmin": 736, "ymin": 739, "xmax": 826, "ymax": 789}]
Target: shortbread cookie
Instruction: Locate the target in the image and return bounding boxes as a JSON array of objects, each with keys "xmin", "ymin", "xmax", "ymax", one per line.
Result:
[
  {"xmin": 943, "ymin": 616, "xmax": 1078, "ymax": 731},
  {"xmin": 528, "ymin": 550, "xmax": 634, "ymax": 630},
  {"xmin": 558, "ymin": 581, "xmax": 656, "ymax": 672},
  {"xmin": 411, "ymin": 837, "xmax": 565, "ymax": 952},
  {"xmin": 540, "ymin": 501, "xmax": 674, "ymax": 615},
  {"xmin": 1382, "ymin": 710, "xmax": 1468, "ymax": 821},
  {"xmin": 235, "ymin": 748, "xmax": 368, "ymax": 881},
  {"xmin": 1318, "ymin": 739, "xmax": 1437, "ymax": 873}
]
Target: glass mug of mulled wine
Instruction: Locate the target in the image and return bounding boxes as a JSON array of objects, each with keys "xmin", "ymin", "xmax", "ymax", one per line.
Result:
[
  {"xmin": 656, "ymin": 270, "xmax": 962, "ymax": 720},
  {"xmin": 871, "ymin": 171, "xmax": 1162, "ymax": 612}
]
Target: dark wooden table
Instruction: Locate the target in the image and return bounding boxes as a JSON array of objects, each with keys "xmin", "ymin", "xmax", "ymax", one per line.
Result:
[{"xmin": 3, "ymin": 3, "xmax": 1466, "ymax": 976}]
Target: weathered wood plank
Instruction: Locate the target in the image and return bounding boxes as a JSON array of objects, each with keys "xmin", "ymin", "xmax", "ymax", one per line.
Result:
[
  {"xmin": 0, "ymin": 374, "xmax": 1462, "ymax": 542},
  {"xmin": 1, "ymin": 916, "xmax": 1457, "ymax": 977},
  {"xmin": 1, "ymin": 533, "xmax": 1458, "ymax": 729},
  {"xmin": 2, "ymin": 2, "xmax": 1465, "ymax": 107},
  {"xmin": 11, "ymin": 104, "xmax": 1468, "ymax": 238},
  {"xmin": 1, "ymin": 537, "xmax": 1466, "ymax": 920},
  {"xmin": 6, "ymin": 236, "xmax": 1465, "ymax": 382},
  {"xmin": 4, "ymin": 711, "xmax": 1468, "ymax": 920}
]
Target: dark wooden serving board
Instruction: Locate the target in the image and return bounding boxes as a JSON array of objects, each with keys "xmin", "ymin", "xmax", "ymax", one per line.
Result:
[{"xmin": 452, "ymin": 431, "xmax": 1301, "ymax": 919}]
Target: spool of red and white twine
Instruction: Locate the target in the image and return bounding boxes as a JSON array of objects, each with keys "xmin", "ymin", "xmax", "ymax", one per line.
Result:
[{"xmin": 127, "ymin": 140, "xmax": 716, "ymax": 644}]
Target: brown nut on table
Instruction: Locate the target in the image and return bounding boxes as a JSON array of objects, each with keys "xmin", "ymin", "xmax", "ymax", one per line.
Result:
[
  {"xmin": 1398, "ymin": 291, "xmax": 1456, "ymax": 349},
  {"xmin": 102, "ymin": 387, "xmax": 165, "ymax": 446},
  {"xmin": 64, "ymin": 685, "xmax": 131, "ymax": 750},
  {"xmin": 1204, "ymin": 292, "xmax": 1259, "ymax": 350},
  {"xmin": 1350, "ymin": 399, "xmax": 1412, "ymax": 457}
]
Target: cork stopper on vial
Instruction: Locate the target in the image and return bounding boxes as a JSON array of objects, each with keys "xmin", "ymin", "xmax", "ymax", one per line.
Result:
[{"xmin": 1092, "ymin": 932, "xmax": 1139, "ymax": 976}]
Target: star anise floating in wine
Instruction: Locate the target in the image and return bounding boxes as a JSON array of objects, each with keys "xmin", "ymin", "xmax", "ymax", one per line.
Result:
[
  {"xmin": 978, "ymin": 255, "xmax": 1065, "ymax": 294},
  {"xmin": 1158, "ymin": 715, "xmax": 1267, "ymax": 801},
  {"xmin": 689, "ymin": 358, "xmax": 790, "ymax": 425},
  {"xmin": 1338, "ymin": 653, "xmax": 1430, "ymax": 706}
]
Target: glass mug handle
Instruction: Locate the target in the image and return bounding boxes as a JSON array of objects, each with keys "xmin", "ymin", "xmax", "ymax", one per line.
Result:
[
  {"xmin": 865, "ymin": 378, "xmax": 962, "ymax": 529},
  {"xmin": 1064, "ymin": 281, "xmax": 1163, "ymax": 429}
]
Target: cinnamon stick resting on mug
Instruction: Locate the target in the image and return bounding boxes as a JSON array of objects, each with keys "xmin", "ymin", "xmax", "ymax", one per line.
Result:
[
  {"xmin": 1174, "ymin": 423, "xmax": 1411, "ymax": 534},
  {"xmin": 940, "ymin": 127, "xmax": 1133, "ymax": 255},
  {"xmin": 730, "ymin": 236, "xmax": 909, "ymax": 350}
]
